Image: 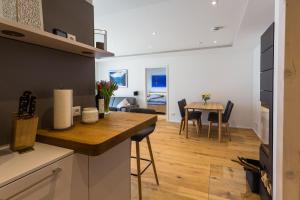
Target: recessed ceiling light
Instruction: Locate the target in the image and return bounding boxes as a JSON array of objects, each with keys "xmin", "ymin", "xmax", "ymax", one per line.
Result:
[
  {"xmin": 213, "ymin": 40, "xmax": 217, "ymax": 44},
  {"xmin": 212, "ymin": 26, "xmax": 224, "ymax": 31},
  {"xmin": 211, "ymin": 0, "xmax": 217, "ymax": 6},
  {"xmin": 152, "ymin": 32, "xmax": 157, "ymax": 36}
]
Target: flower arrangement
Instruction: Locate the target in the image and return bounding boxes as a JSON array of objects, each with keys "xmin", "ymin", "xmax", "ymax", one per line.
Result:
[
  {"xmin": 202, "ymin": 93, "xmax": 211, "ymax": 104},
  {"xmin": 96, "ymin": 80, "xmax": 118, "ymax": 113}
]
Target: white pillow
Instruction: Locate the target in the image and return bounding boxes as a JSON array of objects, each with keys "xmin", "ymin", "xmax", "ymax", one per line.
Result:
[{"xmin": 116, "ymin": 98, "xmax": 130, "ymax": 109}]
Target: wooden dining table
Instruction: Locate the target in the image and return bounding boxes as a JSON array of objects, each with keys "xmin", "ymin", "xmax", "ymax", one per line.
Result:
[{"xmin": 184, "ymin": 102, "xmax": 224, "ymax": 142}]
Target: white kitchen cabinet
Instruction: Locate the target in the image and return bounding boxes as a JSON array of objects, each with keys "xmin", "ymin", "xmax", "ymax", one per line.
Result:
[{"xmin": 0, "ymin": 143, "xmax": 87, "ymax": 200}]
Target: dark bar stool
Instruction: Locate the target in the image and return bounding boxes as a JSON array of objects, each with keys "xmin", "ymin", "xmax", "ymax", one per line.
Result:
[{"xmin": 130, "ymin": 108, "xmax": 159, "ymax": 200}]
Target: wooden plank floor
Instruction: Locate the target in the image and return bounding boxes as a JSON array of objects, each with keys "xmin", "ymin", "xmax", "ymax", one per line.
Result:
[{"xmin": 131, "ymin": 118, "xmax": 261, "ymax": 200}]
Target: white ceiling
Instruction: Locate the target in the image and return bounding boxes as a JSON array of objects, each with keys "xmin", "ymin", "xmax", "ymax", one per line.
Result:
[{"xmin": 94, "ymin": 0, "xmax": 274, "ymax": 56}]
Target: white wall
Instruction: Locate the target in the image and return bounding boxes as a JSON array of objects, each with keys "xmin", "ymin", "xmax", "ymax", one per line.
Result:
[
  {"xmin": 146, "ymin": 68, "xmax": 167, "ymax": 93},
  {"xmin": 96, "ymin": 46, "xmax": 254, "ymax": 128}
]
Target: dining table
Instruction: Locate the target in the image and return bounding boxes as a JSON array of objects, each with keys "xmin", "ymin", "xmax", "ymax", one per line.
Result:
[{"xmin": 184, "ymin": 102, "xmax": 224, "ymax": 142}]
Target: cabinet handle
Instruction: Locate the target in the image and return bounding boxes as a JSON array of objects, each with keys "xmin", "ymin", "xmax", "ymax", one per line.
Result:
[{"xmin": 4, "ymin": 167, "xmax": 62, "ymax": 200}]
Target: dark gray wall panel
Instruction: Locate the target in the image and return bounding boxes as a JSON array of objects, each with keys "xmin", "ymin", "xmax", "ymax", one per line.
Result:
[
  {"xmin": 260, "ymin": 91, "xmax": 273, "ymax": 110},
  {"xmin": 260, "ymin": 70, "xmax": 274, "ymax": 92},
  {"xmin": 42, "ymin": 0, "xmax": 94, "ymax": 46},
  {"xmin": 0, "ymin": 0, "xmax": 95, "ymax": 145},
  {"xmin": 261, "ymin": 23, "xmax": 274, "ymax": 53},
  {"xmin": 261, "ymin": 47, "xmax": 274, "ymax": 72}
]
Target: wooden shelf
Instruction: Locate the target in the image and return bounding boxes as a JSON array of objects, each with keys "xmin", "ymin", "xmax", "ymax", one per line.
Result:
[{"xmin": 0, "ymin": 18, "xmax": 114, "ymax": 58}]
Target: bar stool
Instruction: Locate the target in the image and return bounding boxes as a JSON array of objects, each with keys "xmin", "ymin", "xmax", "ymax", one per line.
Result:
[{"xmin": 130, "ymin": 108, "xmax": 159, "ymax": 200}]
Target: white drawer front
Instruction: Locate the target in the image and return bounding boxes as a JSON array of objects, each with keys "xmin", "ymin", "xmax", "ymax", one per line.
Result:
[{"xmin": 0, "ymin": 155, "xmax": 73, "ymax": 200}]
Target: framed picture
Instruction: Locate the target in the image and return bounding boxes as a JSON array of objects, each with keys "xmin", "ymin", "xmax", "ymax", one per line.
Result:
[
  {"xmin": 0, "ymin": 0, "xmax": 44, "ymax": 30},
  {"xmin": 109, "ymin": 70, "xmax": 128, "ymax": 88}
]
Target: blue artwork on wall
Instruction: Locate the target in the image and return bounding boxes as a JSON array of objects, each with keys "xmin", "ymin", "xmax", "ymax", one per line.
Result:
[
  {"xmin": 152, "ymin": 75, "xmax": 166, "ymax": 88},
  {"xmin": 109, "ymin": 69, "xmax": 128, "ymax": 87}
]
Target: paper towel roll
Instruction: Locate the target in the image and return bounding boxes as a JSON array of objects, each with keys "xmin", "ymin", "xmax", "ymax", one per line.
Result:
[{"xmin": 53, "ymin": 89, "xmax": 73, "ymax": 130}]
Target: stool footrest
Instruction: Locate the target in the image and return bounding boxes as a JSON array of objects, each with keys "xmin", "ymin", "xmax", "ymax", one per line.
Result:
[{"xmin": 131, "ymin": 156, "xmax": 152, "ymax": 176}]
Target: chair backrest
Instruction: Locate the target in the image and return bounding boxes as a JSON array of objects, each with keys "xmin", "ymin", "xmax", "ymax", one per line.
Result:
[
  {"xmin": 178, "ymin": 99, "xmax": 187, "ymax": 118},
  {"xmin": 224, "ymin": 100, "xmax": 232, "ymax": 114},
  {"xmin": 130, "ymin": 108, "xmax": 156, "ymax": 114},
  {"xmin": 223, "ymin": 101, "xmax": 234, "ymax": 122},
  {"xmin": 130, "ymin": 108, "xmax": 156, "ymax": 127}
]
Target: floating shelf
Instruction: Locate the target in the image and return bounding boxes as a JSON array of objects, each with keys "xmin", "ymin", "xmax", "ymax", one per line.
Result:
[{"xmin": 0, "ymin": 18, "xmax": 114, "ymax": 58}]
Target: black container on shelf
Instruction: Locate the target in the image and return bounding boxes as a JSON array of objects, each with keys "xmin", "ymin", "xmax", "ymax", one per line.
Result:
[{"xmin": 243, "ymin": 159, "xmax": 261, "ymax": 194}]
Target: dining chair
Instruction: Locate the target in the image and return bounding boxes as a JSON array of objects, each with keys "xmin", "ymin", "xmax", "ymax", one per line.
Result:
[
  {"xmin": 178, "ymin": 99, "xmax": 202, "ymax": 135},
  {"xmin": 207, "ymin": 101, "xmax": 234, "ymax": 140},
  {"xmin": 130, "ymin": 108, "xmax": 159, "ymax": 200}
]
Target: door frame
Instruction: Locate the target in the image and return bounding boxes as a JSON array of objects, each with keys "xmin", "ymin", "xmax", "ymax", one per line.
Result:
[{"xmin": 144, "ymin": 66, "xmax": 170, "ymax": 121}]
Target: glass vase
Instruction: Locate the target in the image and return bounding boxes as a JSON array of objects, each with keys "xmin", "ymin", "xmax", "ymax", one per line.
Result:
[{"xmin": 104, "ymin": 96, "xmax": 111, "ymax": 114}]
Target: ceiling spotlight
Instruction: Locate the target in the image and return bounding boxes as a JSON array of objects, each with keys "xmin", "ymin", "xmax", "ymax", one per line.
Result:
[
  {"xmin": 152, "ymin": 32, "xmax": 157, "ymax": 36},
  {"xmin": 213, "ymin": 40, "xmax": 217, "ymax": 44},
  {"xmin": 212, "ymin": 26, "xmax": 224, "ymax": 31},
  {"xmin": 211, "ymin": 0, "xmax": 217, "ymax": 6}
]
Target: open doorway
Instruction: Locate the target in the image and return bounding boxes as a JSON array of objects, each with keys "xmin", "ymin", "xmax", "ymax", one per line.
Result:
[{"xmin": 145, "ymin": 67, "xmax": 168, "ymax": 119}]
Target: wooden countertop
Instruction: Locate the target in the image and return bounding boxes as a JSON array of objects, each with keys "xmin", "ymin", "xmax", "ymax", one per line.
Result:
[{"xmin": 37, "ymin": 112, "xmax": 157, "ymax": 156}]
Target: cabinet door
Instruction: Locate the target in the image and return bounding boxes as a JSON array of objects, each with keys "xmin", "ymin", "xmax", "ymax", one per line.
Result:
[
  {"xmin": 89, "ymin": 139, "xmax": 131, "ymax": 200},
  {"xmin": 0, "ymin": 155, "xmax": 75, "ymax": 200}
]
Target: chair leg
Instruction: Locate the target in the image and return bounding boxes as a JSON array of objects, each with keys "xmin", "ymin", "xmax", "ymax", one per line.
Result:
[
  {"xmin": 182, "ymin": 120, "xmax": 186, "ymax": 131},
  {"xmin": 226, "ymin": 123, "xmax": 231, "ymax": 141},
  {"xmin": 179, "ymin": 119, "xmax": 183, "ymax": 135},
  {"xmin": 195, "ymin": 120, "xmax": 199, "ymax": 135},
  {"xmin": 193, "ymin": 121, "xmax": 195, "ymax": 126},
  {"xmin": 136, "ymin": 141, "xmax": 142, "ymax": 200},
  {"xmin": 208, "ymin": 121, "xmax": 212, "ymax": 138},
  {"xmin": 146, "ymin": 136, "xmax": 159, "ymax": 186},
  {"xmin": 197, "ymin": 119, "xmax": 201, "ymax": 135},
  {"xmin": 199, "ymin": 117, "xmax": 203, "ymax": 129}
]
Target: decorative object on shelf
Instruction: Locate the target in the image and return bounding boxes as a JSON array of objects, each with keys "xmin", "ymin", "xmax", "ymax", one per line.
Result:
[
  {"xmin": 202, "ymin": 93, "xmax": 211, "ymax": 104},
  {"xmin": 109, "ymin": 69, "xmax": 128, "ymax": 88},
  {"xmin": 0, "ymin": 0, "xmax": 17, "ymax": 21},
  {"xmin": 53, "ymin": 89, "xmax": 73, "ymax": 130},
  {"xmin": 94, "ymin": 29, "xmax": 107, "ymax": 50},
  {"xmin": 53, "ymin": 28, "xmax": 67, "ymax": 38},
  {"xmin": 11, "ymin": 91, "xmax": 38, "ymax": 153},
  {"xmin": 96, "ymin": 80, "xmax": 118, "ymax": 114},
  {"xmin": 82, "ymin": 107, "xmax": 99, "ymax": 124},
  {"xmin": 0, "ymin": 0, "xmax": 44, "ymax": 30},
  {"xmin": 67, "ymin": 33, "xmax": 76, "ymax": 41},
  {"xmin": 17, "ymin": 0, "xmax": 44, "ymax": 30}
]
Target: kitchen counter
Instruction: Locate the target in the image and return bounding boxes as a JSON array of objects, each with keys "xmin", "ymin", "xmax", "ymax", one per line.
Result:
[
  {"xmin": 0, "ymin": 143, "xmax": 73, "ymax": 188},
  {"xmin": 1, "ymin": 112, "xmax": 157, "ymax": 200},
  {"xmin": 37, "ymin": 112, "xmax": 157, "ymax": 156}
]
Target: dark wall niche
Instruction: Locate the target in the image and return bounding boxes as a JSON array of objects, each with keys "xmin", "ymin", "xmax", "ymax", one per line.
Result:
[{"xmin": 0, "ymin": 0, "xmax": 95, "ymax": 145}]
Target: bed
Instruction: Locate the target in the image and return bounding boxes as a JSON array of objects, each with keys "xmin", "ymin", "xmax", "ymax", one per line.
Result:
[{"xmin": 147, "ymin": 93, "xmax": 167, "ymax": 114}]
